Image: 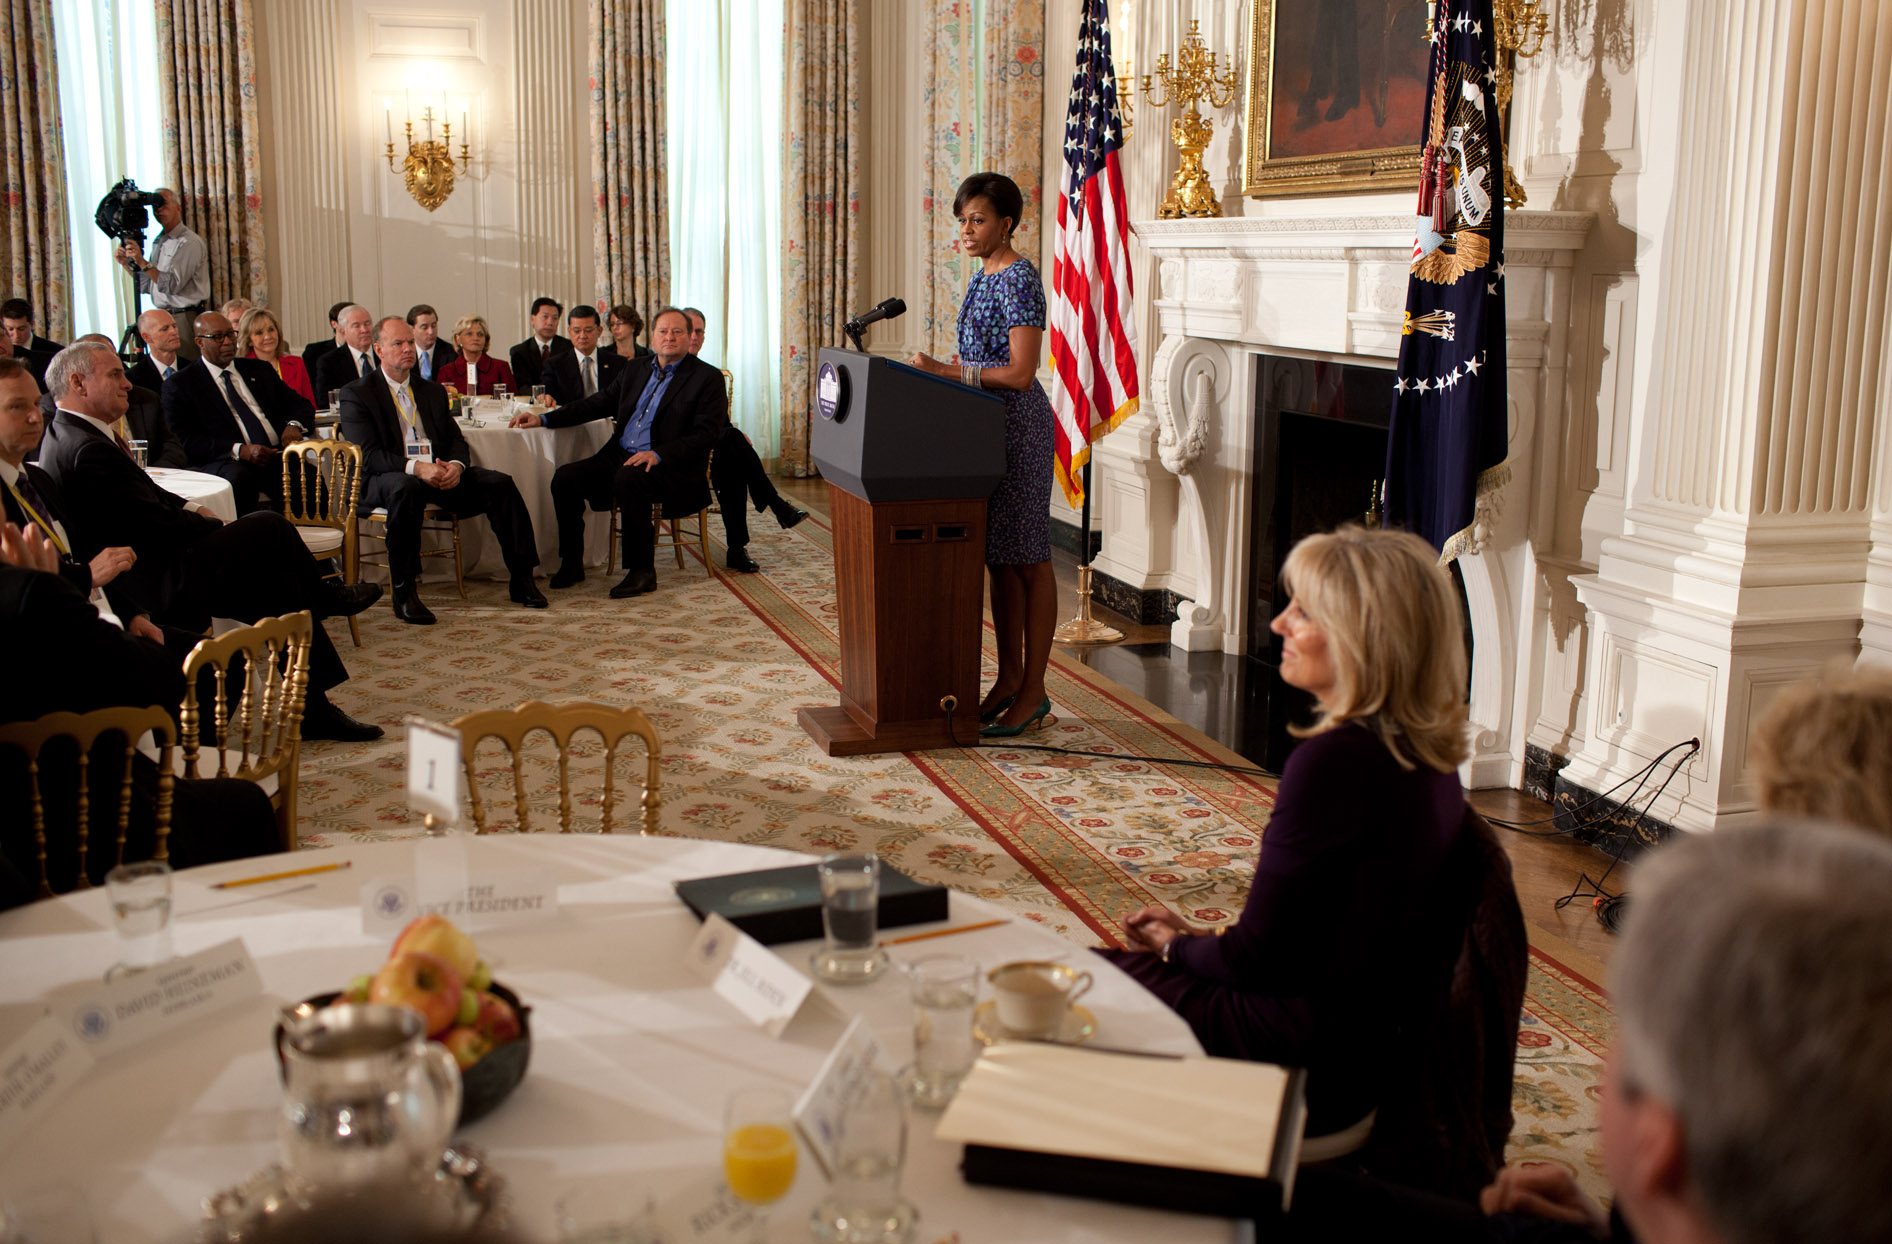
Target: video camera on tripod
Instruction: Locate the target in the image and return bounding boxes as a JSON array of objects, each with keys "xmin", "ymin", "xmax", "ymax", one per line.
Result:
[{"xmin": 95, "ymin": 178, "xmax": 165, "ymax": 248}]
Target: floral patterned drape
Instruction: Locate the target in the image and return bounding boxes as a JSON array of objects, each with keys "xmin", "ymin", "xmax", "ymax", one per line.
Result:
[
  {"xmin": 1, "ymin": 0, "xmax": 72, "ymax": 342},
  {"xmin": 155, "ymin": 0, "xmax": 267, "ymax": 307},
  {"xmin": 982, "ymin": 0, "xmax": 1045, "ymax": 239},
  {"xmin": 590, "ymin": 0, "xmax": 670, "ymax": 322},
  {"xmin": 920, "ymin": 1, "xmax": 979, "ymax": 359},
  {"xmin": 778, "ymin": 0, "xmax": 859, "ymax": 477}
]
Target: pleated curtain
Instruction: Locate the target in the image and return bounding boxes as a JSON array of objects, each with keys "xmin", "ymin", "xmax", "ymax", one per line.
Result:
[
  {"xmin": 590, "ymin": 0, "xmax": 671, "ymax": 323},
  {"xmin": 982, "ymin": 0, "xmax": 1045, "ymax": 240},
  {"xmin": 1, "ymin": 0, "xmax": 72, "ymax": 342},
  {"xmin": 919, "ymin": 1, "xmax": 980, "ymax": 360},
  {"xmin": 154, "ymin": 0, "xmax": 267, "ymax": 308},
  {"xmin": 777, "ymin": 0, "xmax": 860, "ymax": 478}
]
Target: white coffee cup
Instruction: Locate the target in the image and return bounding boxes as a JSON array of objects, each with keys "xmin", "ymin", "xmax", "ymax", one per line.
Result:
[{"xmin": 987, "ymin": 960, "xmax": 1093, "ymax": 1038}]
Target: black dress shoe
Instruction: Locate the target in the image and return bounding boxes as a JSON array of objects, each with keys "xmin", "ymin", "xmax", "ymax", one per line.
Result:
[
  {"xmin": 300, "ymin": 698, "xmax": 385, "ymax": 742},
  {"xmin": 511, "ymin": 581, "xmax": 549, "ymax": 609},
  {"xmin": 771, "ymin": 500, "xmax": 809, "ymax": 530},
  {"xmin": 322, "ymin": 581, "xmax": 383, "ymax": 619},
  {"xmin": 391, "ymin": 582, "xmax": 436, "ymax": 625},
  {"xmin": 726, "ymin": 548, "xmax": 761, "ymax": 574},
  {"xmin": 548, "ymin": 562, "xmax": 586, "ymax": 589},
  {"xmin": 609, "ymin": 569, "xmax": 658, "ymax": 598}
]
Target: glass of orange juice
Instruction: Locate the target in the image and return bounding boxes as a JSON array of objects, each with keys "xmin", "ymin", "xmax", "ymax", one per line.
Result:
[{"xmin": 723, "ymin": 1086, "xmax": 797, "ymax": 1242}]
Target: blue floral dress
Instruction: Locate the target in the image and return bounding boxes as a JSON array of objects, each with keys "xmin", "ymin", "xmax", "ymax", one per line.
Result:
[{"xmin": 958, "ymin": 259, "xmax": 1055, "ymax": 565}]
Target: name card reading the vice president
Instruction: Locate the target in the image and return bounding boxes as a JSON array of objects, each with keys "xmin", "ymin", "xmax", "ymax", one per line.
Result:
[{"xmin": 361, "ymin": 868, "xmax": 559, "ymax": 936}]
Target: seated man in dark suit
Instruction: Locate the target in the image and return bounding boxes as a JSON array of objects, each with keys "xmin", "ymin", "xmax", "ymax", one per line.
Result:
[
  {"xmin": 0, "ymin": 331, "xmax": 50, "ymax": 393},
  {"xmin": 163, "ymin": 312, "xmax": 314, "ymax": 514},
  {"xmin": 35, "ymin": 342, "xmax": 385, "ymax": 741},
  {"xmin": 338, "ymin": 316, "xmax": 547, "ymax": 624},
  {"xmin": 0, "ymin": 534, "xmax": 279, "ymax": 909},
  {"xmin": 508, "ymin": 296, "xmax": 572, "ymax": 392},
  {"xmin": 302, "ymin": 299, "xmax": 353, "ymax": 376},
  {"xmin": 312, "ymin": 304, "xmax": 379, "ymax": 409},
  {"xmin": 510, "ymin": 306, "xmax": 725, "ymax": 598},
  {"xmin": 540, "ymin": 304, "xmax": 624, "ymax": 407},
  {"xmin": 681, "ymin": 307, "xmax": 806, "ymax": 573},
  {"xmin": 407, "ymin": 303, "xmax": 457, "ymax": 383},
  {"xmin": 125, "ymin": 308, "xmax": 186, "ymax": 393},
  {"xmin": 38, "ymin": 335, "xmax": 188, "ymax": 469},
  {"xmin": 1, "ymin": 297, "xmax": 63, "ymax": 355}
]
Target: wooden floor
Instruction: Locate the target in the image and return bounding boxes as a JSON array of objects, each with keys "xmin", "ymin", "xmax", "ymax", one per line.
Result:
[{"xmin": 775, "ymin": 476, "xmax": 1622, "ymax": 987}]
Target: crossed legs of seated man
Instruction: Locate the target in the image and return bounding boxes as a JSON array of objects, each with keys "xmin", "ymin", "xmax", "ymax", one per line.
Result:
[
  {"xmin": 364, "ymin": 465, "xmax": 546, "ymax": 624},
  {"xmin": 710, "ymin": 425, "xmax": 806, "ymax": 573},
  {"xmin": 548, "ymin": 455, "xmax": 680, "ymax": 598}
]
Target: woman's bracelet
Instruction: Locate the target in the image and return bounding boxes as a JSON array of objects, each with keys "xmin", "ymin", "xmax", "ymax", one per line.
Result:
[{"xmin": 960, "ymin": 361, "xmax": 982, "ymax": 389}]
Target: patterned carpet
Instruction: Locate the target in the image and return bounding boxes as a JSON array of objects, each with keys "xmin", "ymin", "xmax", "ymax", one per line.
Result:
[{"xmin": 295, "ymin": 508, "xmax": 1608, "ymax": 1199}]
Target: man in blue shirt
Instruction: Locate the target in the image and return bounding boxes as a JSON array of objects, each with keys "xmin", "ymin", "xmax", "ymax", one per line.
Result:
[{"xmin": 511, "ymin": 307, "xmax": 726, "ymax": 598}]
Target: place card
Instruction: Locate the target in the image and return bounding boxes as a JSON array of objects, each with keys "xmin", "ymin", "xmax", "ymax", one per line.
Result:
[
  {"xmin": 360, "ymin": 868, "xmax": 559, "ymax": 935},
  {"xmin": 0, "ymin": 1015, "xmax": 97, "ymax": 1154},
  {"xmin": 49, "ymin": 939, "xmax": 261, "ymax": 1060},
  {"xmin": 793, "ymin": 1014, "xmax": 888, "ymax": 1178},
  {"xmin": 651, "ymin": 1174, "xmax": 758, "ymax": 1243},
  {"xmin": 685, "ymin": 913, "xmax": 814, "ymax": 1038}
]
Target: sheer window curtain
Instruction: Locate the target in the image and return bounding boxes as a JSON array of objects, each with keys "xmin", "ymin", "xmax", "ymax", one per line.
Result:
[
  {"xmin": 666, "ymin": 0, "xmax": 784, "ymax": 456},
  {"xmin": 52, "ymin": 0, "xmax": 164, "ymax": 342}
]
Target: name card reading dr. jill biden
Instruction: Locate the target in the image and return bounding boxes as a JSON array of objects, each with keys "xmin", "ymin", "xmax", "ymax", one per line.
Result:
[
  {"xmin": 360, "ymin": 869, "xmax": 559, "ymax": 936},
  {"xmin": 0, "ymin": 1015, "xmax": 97, "ymax": 1154},
  {"xmin": 685, "ymin": 912, "xmax": 814, "ymax": 1038},
  {"xmin": 50, "ymin": 938, "xmax": 262, "ymax": 1060}
]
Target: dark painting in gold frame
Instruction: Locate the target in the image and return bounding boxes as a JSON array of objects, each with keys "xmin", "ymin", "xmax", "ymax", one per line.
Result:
[{"xmin": 1242, "ymin": 0, "xmax": 1432, "ymax": 199}]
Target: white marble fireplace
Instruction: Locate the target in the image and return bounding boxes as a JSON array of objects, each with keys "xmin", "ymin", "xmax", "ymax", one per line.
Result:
[{"xmin": 1098, "ymin": 211, "xmax": 1593, "ymax": 789}]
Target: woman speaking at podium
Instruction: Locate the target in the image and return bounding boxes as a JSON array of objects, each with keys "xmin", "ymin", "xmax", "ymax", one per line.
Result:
[{"xmin": 908, "ymin": 172, "xmax": 1057, "ymax": 738}]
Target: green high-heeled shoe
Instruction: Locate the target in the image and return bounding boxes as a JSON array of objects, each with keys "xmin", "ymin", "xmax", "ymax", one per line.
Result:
[
  {"xmin": 977, "ymin": 693, "xmax": 1016, "ymax": 725},
  {"xmin": 980, "ymin": 696, "xmax": 1051, "ymax": 738}
]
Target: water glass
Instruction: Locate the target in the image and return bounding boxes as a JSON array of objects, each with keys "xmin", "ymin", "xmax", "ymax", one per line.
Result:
[
  {"xmin": 531, "ymin": 384, "xmax": 549, "ymax": 404},
  {"xmin": 555, "ymin": 1183, "xmax": 664, "ymax": 1244},
  {"xmin": 896, "ymin": 955, "xmax": 979, "ymax": 1109},
  {"xmin": 810, "ymin": 1072, "xmax": 918, "ymax": 1244},
  {"xmin": 809, "ymin": 853, "xmax": 888, "ymax": 983},
  {"xmin": 104, "ymin": 860, "xmax": 172, "ymax": 980},
  {"xmin": 493, "ymin": 385, "xmax": 509, "ymax": 406},
  {"xmin": 128, "ymin": 439, "xmax": 148, "ymax": 468}
]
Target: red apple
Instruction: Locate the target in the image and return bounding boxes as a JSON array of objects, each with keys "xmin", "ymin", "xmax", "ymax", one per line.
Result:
[
  {"xmin": 390, "ymin": 914, "xmax": 480, "ymax": 981},
  {"xmin": 442, "ymin": 1025, "xmax": 492, "ymax": 1069},
  {"xmin": 473, "ymin": 990, "xmax": 520, "ymax": 1045},
  {"xmin": 369, "ymin": 951, "xmax": 465, "ymax": 1036}
]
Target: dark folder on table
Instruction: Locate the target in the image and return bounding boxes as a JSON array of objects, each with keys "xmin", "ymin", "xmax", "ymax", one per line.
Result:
[
  {"xmin": 934, "ymin": 1043, "xmax": 1307, "ymax": 1219},
  {"xmin": 672, "ymin": 862, "xmax": 949, "ymax": 945}
]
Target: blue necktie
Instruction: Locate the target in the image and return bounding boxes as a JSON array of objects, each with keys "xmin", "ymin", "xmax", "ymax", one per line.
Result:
[
  {"xmin": 220, "ymin": 369, "xmax": 274, "ymax": 446},
  {"xmin": 419, "ymin": 351, "xmax": 432, "ymax": 381}
]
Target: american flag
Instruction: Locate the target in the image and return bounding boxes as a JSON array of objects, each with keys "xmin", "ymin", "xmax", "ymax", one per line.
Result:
[{"xmin": 1048, "ymin": 0, "xmax": 1138, "ymax": 510}]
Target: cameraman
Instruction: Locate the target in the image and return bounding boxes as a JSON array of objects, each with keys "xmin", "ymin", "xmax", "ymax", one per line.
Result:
[{"xmin": 113, "ymin": 187, "xmax": 209, "ymax": 359}]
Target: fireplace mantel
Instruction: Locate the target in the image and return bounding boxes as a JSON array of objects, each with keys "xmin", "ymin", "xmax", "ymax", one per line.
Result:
[{"xmin": 1095, "ymin": 210, "xmax": 1593, "ymax": 787}]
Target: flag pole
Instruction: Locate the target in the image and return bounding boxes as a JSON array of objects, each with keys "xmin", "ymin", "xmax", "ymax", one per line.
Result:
[{"xmin": 1053, "ymin": 460, "xmax": 1124, "ymax": 645}]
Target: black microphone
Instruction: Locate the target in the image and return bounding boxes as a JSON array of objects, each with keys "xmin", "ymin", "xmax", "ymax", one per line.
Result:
[{"xmin": 845, "ymin": 297, "xmax": 906, "ymax": 333}]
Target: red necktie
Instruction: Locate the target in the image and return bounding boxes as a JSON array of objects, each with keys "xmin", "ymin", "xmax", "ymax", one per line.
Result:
[{"xmin": 541, "ymin": 342, "xmax": 550, "ymax": 363}]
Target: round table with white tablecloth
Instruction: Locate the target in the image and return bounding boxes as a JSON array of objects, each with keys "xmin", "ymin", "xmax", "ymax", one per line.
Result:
[
  {"xmin": 146, "ymin": 466, "xmax": 238, "ymax": 524},
  {"xmin": 0, "ymin": 836, "xmax": 1236, "ymax": 1244}
]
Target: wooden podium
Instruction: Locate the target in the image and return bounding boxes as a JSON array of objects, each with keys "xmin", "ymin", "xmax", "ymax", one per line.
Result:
[{"xmin": 797, "ymin": 348, "xmax": 1006, "ymax": 756}]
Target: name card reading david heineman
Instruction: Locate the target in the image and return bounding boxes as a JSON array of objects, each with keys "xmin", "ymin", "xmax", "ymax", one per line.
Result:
[{"xmin": 51, "ymin": 939, "xmax": 262, "ymax": 1060}]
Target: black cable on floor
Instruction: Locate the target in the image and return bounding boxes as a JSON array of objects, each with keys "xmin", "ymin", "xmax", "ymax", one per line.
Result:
[
  {"xmin": 1552, "ymin": 736, "xmax": 1697, "ymax": 923},
  {"xmin": 941, "ymin": 698, "xmax": 1278, "ymax": 780},
  {"xmin": 1486, "ymin": 738, "xmax": 1701, "ymax": 839}
]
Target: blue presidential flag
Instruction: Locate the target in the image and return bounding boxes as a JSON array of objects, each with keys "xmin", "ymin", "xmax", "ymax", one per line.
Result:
[{"xmin": 1384, "ymin": 0, "xmax": 1509, "ymax": 562}]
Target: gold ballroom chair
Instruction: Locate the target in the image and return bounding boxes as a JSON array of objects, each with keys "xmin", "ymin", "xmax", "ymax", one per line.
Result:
[
  {"xmin": 179, "ymin": 611, "xmax": 314, "ymax": 851},
  {"xmin": 0, "ymin": 706, "xmax": 175, "ymax": 897},
  {"xmin": 330, "ymin": 428, "xmax": 470, "ymax": 604},
  {"xmin": 282, "ymin": 438, "xmax": 366, "ymax": 646},
  {"xmin": 451, "ymin": 700, "xmax": 663, "ymax": 835}
]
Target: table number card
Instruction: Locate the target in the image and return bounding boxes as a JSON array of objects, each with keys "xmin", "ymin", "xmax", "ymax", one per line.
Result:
[
  {"xmin": 405, "ymin": 716, "xmax": 462, "ymax": 827},
  {"xmin": 0, "ymin": 1015, "xmax": 97, "ymax": 1154},
  {"xmin": 49, "ymin": 939, "xmax": 261, "ymax": 1060},
  {"xmin": 685, "ymin": 913, "xmax": 814, "ymax": 1038},
  {"xmin": 793, "ymin": 1014, "xmax": 889, "ymax": 1178}
]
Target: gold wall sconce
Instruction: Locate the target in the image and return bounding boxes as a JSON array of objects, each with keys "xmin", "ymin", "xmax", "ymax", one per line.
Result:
[
  {"xmin": 384, "ymin": 99, "xmax": 471, "ymax": 212},
  {"xmin": 1130, "ymin": 20, "xmax": 1239, "ymax": 219},
  {"xmin": 1427, "ymin": 0, "xmax": 1550, "ymax": 207}
]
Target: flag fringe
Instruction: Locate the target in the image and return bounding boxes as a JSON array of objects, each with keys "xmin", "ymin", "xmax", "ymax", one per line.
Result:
[
  {"xmin": 1437, "ymin": 457, "xmax": 1512, "ymax": 566},
  {"xmin": 1054, "ymin": 393, "xmax": 1139, "ymax": 508}
]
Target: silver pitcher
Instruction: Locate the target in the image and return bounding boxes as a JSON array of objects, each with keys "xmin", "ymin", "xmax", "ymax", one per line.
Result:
[{"xmin": 279, "ymin": 1003, "xmax": 462, "ymax": 1191}]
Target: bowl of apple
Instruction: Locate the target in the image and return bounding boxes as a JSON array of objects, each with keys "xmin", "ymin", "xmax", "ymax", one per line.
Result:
[{"xmin": 276, "ymin": 915, "xmax": 531, "ymax": 1128}]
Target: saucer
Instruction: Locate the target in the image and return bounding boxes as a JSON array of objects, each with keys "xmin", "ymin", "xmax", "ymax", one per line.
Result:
[{"xmin": 971, "ymin": 999, "xmax": 1096, "ymax": 1046}]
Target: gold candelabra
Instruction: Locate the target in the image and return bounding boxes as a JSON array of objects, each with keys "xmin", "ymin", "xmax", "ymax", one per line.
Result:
[
  {"xmin": 1430, "ymin": 0, "xmax": 1548, "ymax": 207},
  {"xmin": 385, "ymin": 105, "xmax": 470, "ymax": 212},
  {"xmin": 1133, "ymin": 21, "xmax": 1239, "ymax": 219}
]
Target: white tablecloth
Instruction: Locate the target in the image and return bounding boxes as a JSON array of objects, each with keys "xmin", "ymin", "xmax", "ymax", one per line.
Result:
[
  {"xmin": 147, "ymin": 467, "xmax": 237, "ymax": 524},
  {"xmin": 0, "ymin": 837, "xmax": 1234, "ymax": 1243},
  {"xmin": 352, "ymin": 410, "xmax": 614, "ymax": 583}
]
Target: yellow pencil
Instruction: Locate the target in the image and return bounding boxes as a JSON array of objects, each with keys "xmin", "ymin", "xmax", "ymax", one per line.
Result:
[
  {"xmin": 881, "ymin": 919, "xmax": 1006, "ymax": 946},
  {"xmin": 212, "ymin": 860, "xmax": 353, "ymax": 889}
]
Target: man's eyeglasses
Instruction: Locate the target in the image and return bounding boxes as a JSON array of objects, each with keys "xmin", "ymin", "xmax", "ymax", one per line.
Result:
[{"xmin": 196, "ymin": 331, "xmax": 238, "ymax": 343}]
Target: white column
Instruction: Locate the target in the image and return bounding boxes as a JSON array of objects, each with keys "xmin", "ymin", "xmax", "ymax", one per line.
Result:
[{"xmin": 1565, "ymin": 0, "xmax": 1892, "ymax": 828}]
